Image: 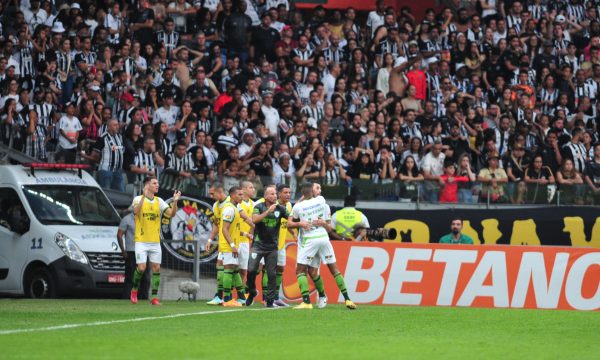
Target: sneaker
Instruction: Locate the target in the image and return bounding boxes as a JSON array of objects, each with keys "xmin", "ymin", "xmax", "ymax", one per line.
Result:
[
  {"xmin": 273, "ymin": 299, "xmax": 290, "ymax": 307},
  {"xmin": 265, "ymin": 301, "xmax": 279, "ymax": 308},
  {"xmin": 293, "ymin": 302, "xmax": 313, "ymax": 310},
  {"xmin": 150, "ymin": 298, "xmax": 161, "ymax": 306},
  {"xmin": 237, "ymin": 298, "xmax": 246, "ymax": 306},
  {"xmin": 345, "ymin": 300, "xmax": 357, "ymax": 310},
  {"xmin": 317, "ymin": 295, "xmax": 328, "ymax": 309},
  {"xmin": 245, "ymin": 289, "xmax": 258, "ymax": 307},
  {"xmin": 223, "ymin": 299, "xmax": 242, "ymax": 307},
  {"xmin": 130, "ymin": 290, "xmax": 138, "ymax": 304},
  {"xmin": 207, "ymin": 295, "xmax": 223, "ymax": 305}
]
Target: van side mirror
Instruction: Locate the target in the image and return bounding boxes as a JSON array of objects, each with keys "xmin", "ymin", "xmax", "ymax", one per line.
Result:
[{"xmin": 10, "ymin": 211, "xmax": 30, "ymax": 235}]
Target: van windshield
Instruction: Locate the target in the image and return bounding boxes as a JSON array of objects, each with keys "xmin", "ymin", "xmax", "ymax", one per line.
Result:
[{"xmin": 22, "ymin": 185, "xmax": 120, "ymax": 226}]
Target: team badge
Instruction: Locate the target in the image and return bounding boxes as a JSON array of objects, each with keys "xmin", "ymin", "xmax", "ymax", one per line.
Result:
[
  {"xmin": 251, "ymin": 253, "xmax": 257, "ymax": 259},
  {"xmin": 161, "ymin": 196, "xmax": 217, "ymax": 264},
  {"xmin": 274, "ymin": 210, "xmax": 280, "ymax": 218}
]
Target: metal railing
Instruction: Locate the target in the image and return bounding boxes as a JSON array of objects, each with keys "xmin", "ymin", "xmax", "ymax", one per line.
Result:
[{"xmin": 160, "ymin": 239, "xmax": 218, "ymax": 301}]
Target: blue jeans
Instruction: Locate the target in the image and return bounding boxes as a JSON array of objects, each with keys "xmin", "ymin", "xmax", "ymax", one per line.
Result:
[
  {"xmin": 458, "ymin": 188, "xmax": 474, "ymax": 203},
  {"xmin": 60, "ymin": 75, "xmax": 75, "ymax": 105},
  {"xmin": 97, "ymin": 170, "xmax": 124, "ymax": 192},
  {"xmin": 228, "ymin": 49, "xmax": 249, "ymax": 66}
]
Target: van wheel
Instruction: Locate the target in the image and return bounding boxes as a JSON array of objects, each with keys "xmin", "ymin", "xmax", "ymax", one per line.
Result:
[{"xmin": 25, "ymin": 267, "xmax": 56, "ymax": 299}]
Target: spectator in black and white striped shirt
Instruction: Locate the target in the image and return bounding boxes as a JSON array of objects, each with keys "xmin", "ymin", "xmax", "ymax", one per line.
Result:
[
  {"xmin": 24, "ymin": 109, "xmax": 48, "ymax": 161},
  {"xmin": 130, "ymin": 137, "xmax": 165, "ymax": 183},
  {"xmin": 165, "ymin": 141, "xmax": 197, "ymax": 179},
  {"xmin": 84, "ymin": 119, "xmax": 125, "ymax": 191}
]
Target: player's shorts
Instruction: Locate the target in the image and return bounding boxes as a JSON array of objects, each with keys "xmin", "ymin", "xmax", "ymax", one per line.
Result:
[
  {"xmin": 217, "ymin": 252, "xmax": 224, "ymax": 262},
  {"xmin": 135, "ymin": 242, "xmax": 162, "ymax": 264},
  {"xmin": 221, "ymin": 252, "xmax": 239, "ymax": 266},
  {"xmin": 238, "ymin": 243, "xmax": 250, "ymax": 270},
  {"xmin": 297, "ymin": 237, "xmax": 336, "ymax": 266},
  {"xmin": 277, "ymin": 248, "xmax": 286, "ymax": 267}
]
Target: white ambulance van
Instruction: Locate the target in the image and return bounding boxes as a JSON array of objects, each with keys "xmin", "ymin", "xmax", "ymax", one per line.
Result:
[{"xmin": 0, "ymin": 163, "xmax": 125, "ymax": 298}]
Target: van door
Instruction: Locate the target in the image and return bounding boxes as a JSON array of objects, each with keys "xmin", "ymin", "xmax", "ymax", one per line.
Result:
[{"xmin": 0, "ymin": 188, "xmax": 31, "ymax": 291}]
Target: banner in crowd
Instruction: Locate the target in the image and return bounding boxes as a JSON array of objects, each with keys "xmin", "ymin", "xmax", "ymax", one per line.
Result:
[
  {"xmin": 279, "ymin": 242, "xmax": 600, "ymax": 311},
  {"xmin": 361, "ymin": 207, "xmax": 600, "ymax": 248}
]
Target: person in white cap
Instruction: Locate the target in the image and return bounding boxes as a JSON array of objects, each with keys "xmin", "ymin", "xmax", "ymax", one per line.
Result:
[{"xmin": 238, "ymin": 129, "xmax": 256, "ymax": 158}]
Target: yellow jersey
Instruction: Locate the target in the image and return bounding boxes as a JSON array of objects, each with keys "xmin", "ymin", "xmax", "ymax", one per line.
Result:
[
  {"xmin": 133, "ymin": 195, "xmax": 169, "ymax": 243},
  {"xmin": 238, "ymin": 198, "xmax": 254, "ymax": 243},
  {"xmin": 219, "ymin": 202, "xmax": 242, "ymax": 253},
  {"xmin": 278, "ymin": 201, "xmax": 294, "ymax": 250},
  {"xmin": 212, "ymin": 197, "xmax": 230, "ymax": 250}
]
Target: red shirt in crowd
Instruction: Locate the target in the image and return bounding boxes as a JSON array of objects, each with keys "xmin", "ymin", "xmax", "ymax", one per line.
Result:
[
  {"xmin": 439, "ymin": 175, "xmax": 470, "ymax": 203},
  {"xmin": 406, "ymin": 69, "xmax": 427, "ymax": 101}
]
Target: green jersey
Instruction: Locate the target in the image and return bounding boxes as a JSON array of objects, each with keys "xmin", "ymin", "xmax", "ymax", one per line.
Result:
[{"xmin": 439, "ymin": 233, "xmax": 474, "ymax": 244}]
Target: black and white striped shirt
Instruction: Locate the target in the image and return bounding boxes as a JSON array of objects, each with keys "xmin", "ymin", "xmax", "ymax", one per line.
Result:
[
  {"xmin": 55, "ymin": 51, "xmax": 72, "ymax": 75},
  {"xmin": 117, "ymin": 107, "xmax": 134, "ymax": 126},
  {"xmin": 94, "ymin": 132, "xmax": 125, "ymax": 172},
  {"xmin": 378, "ymin": 38, "xmax": 399, "ymax": 58},
  {"xmin": 506, "ymin": 15, "xmax": 522, "ymax": 33},
  {"xmin": 123, "ymin": 57, "xmax": 136, "ymax": 85},
  {"xmin": 561, "ymin": 55, "xmax": 583, "ymax": 73},
  {"xmin": 324, "ymin": 166, "xmax": 342, "ymax": 186},
  {"xmin": 301, "ymin": 104, "xmax": 324, "ymax": 123},
  {"xmin": 326, "ymin": 143, "xmax": 344, "ymax": 161},
  {"xmin": 401, "ymin": 123, "xmax": 423, "ymax": 140},
  {"xmin": 567, "ymin": 4, "xmax": 585, "ymax": 22},
  {"xmin": 466, "ymin": 27, "xmax": 483, "ymax": 42},
  {"xmin": 156, "ymin": 30, "xmax": 180, "ymax": 58},
  {"xmin": 74, "ymin": 51, "xmax": 97, "ymax": 75},
  {"xmin": 553, "ymin": 39, "xmax": 570, "ymax": 55},
  {"xmin": 31, "ymin": 102, "xmax": 55, "ymax": 128},
  {"xmin": 528, "ymin": 4, "xmax": 545, "ymax": 19},
  {"xmin": 24, "ymin": 123, "xmax": 48, "ymax": 160},
  {"xmin": 133, "ymin": 150, "xmax": 160, "ymax": 182},
  {"xmin": 495, "ymin": 128, "xmax": 510, "ymax": 156},
  {"xmin": 575, "ymin": 82, "xmax": 596, "ymax": 105},
  {"xmin": 17, "ymin": 44, "xmax": 35, "ymax": 77},
  {"xmin": 241, "ymin": 92, "xmax": 260, "ymax": 107},
  {"xmin": 323, "ymin": 46, "xmax": 345, "ymax": 64},
  {"xmin": 564, "ymin": 142, "xmax": 587, "ymax": 173},
  {"xmin": 197, "ymin": 119, "xmax": 211, "ymax": 134},
  {"xmin": 292, "ymin": 48, "xmax": 314, "ymax": 81},
  {"xmin": 167, "ymin": 152, "xmax": 196, "ymax": 173},
  {"xmin": 539, "ymin": 88, "xmax": 560, "ymax": 114}
]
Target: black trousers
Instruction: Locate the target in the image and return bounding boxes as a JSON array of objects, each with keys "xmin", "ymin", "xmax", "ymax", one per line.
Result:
[
  {"xmin": 246, "ymin": 248, "xmax": 277, "ymax": 302},
  {"xmin": 122, "ymin": 251, "xmax": 150, "ymax": 299}
]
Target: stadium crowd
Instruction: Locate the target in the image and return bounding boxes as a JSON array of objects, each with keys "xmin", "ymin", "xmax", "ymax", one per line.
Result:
[{"xmin": 2, "ymin": 0, "xmax": 600, "ymax": 204}]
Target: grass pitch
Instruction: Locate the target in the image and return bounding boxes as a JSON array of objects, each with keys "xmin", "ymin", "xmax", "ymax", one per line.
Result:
[{"xmin": 0, "ymin": 299, "xmax": 599, "ymax": 359}]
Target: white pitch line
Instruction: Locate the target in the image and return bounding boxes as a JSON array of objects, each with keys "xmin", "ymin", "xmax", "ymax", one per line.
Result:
[{"xmin": 0, "ymin": 307, "xmax": 272, "ymax": 336}]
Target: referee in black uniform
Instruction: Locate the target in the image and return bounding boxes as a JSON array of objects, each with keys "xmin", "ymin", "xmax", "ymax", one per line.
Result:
[{"xmin": 245, "ymin": 185, "xmax": 289, "ymax": 308}]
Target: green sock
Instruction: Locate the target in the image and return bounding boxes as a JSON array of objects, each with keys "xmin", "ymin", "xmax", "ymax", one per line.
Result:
[
  {"xmin": 296, "ymin": 273, "xmax": 310, "ymax": 304},
  {"xmin": 233, "ymin": 270, "xmax": 245, "ymax": 298},
  {"xmin": 151, "ymin": 272, "xmax": 160, "ymax": 297},
  {"xmin": 311, "ymin": 275, "xmax": 326, "ymax": 297},
  {"xmin": 216, "ymin": 266, "xmax": 224, "ymax": 299},
  {"xmin": 261, "ymin": 270, "xmax": 268, "ymax": 291},
  {"xmin": 223, "ymin": 269, "xmax": 233, "ymax": 301},
  {"xmin": 274, "ymin": 271, "xmax": 283, "ymax": 300},
  {"xmin": 132, "ymin": 268, "xmax": 143, "ymax": 291},
  {"xmin": 334, "ymin": 273, "xmax": 350, "ymax": 301}
]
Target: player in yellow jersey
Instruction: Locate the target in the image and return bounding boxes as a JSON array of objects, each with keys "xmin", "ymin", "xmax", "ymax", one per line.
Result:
[
  {"xmin": 206, "ymin": 183, "xmax": 228, "ymax": 305},
  {"xmin": 131, "ymin": 176, "xmax": 181, "ymax": 305},
  {"xmin": 238, "ymin": 181, "xmax": 256, "ymax": 288},
  {"xmin": 220, "ymin": 186, "xmax": 246, "ymax": 307}
]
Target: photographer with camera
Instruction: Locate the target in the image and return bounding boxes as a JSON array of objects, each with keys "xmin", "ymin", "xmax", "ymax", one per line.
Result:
[
  {"xmin": 331, "ymin": 195, "xmax": 370, "ymax": 241},
  {"xmin": 439, "ymin": 218, "xmax": 474, "ymax": 244}
]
